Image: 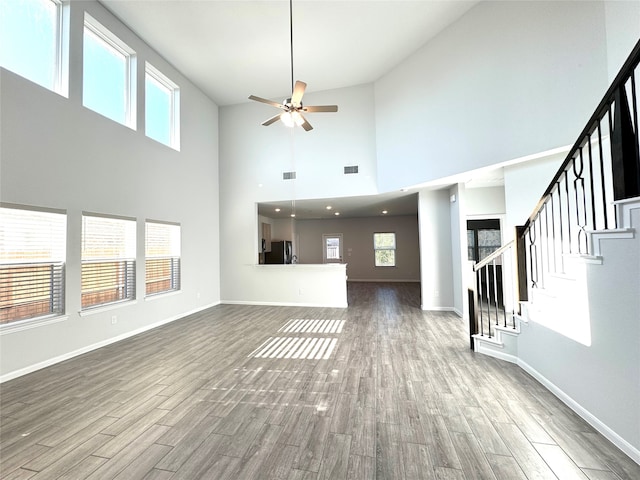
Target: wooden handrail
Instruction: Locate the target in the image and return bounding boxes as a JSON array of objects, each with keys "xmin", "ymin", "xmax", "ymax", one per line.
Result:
[{"xmin": 473, "ymin": 240, "xmax": 514, "ymax": 272}]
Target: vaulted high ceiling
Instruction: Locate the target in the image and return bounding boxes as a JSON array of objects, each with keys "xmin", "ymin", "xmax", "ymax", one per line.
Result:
[{"xmin": 101, "ymin": 0, "xmax": 479, "ymax": 106}]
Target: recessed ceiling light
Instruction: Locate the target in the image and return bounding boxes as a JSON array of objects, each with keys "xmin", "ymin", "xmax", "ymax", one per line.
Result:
[
  {"xmin": 334, "ymin": 212, "xmax": 340, "ymax": 216},
  {"xmin": 290, "ymin": 213, "xmax": 296, "ymax": 218},
  {"xmin": 275, "ymin": 208, "xmax": 281, "ymax": 212},
  {"xmin": 382, "ymin": 210, "xmax": 388, "ymax": 214},
  {"xmin": 326, "ymin": 206, "xmax": 332, "ymax": 210}
]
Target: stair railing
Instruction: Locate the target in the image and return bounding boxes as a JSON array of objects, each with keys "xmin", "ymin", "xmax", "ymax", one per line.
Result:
[
  {"xmin": 518, "ymin": 40, "xmax": 640, "ymax": 300},
  {"xmin": 469, "ymin": 240, "xmax": 516, "ymax": 343}
]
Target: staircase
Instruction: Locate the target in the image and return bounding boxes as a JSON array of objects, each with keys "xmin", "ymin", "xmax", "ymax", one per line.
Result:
[
  {"xmin": 468, "ymin": 40, "xmax": 640, "ymax": 465},
  {"xmin": 473, "ymin": 197, "xmax": 639, "ymax": 360}
]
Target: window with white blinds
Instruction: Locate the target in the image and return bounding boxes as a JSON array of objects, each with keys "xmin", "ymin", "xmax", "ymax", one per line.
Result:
[
  {"xmin": 0, "ymin": 205, "xmax": 66, "ymax": 324},
  {"xmin": 145, "ymin": 221, "xmax": 181, "ymax": 296},
  {"xmin": 81, "ymin": 214, "xmax": 136, "ymax": 309}
]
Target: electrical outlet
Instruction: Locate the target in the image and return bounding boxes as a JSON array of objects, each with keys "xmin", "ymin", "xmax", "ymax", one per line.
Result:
[
  {"xmin": 197, "ymin": 292, "xmax": 201, "ymax": 299},
  {"xmin": 299, "ymin": 288, "xmax": 304, "ymax": 295},
  {"xmin": 434, "ymin": 290, "xmax": 440, "ymax": 298},
  {"xmin": 111, "ymin": 315, "xmax": 117, "ymax": 325}
]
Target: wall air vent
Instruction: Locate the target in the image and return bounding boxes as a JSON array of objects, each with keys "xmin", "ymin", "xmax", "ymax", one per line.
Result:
[
  {"xmin": 344, "ymin": 165, "xmax": 359, "ymax": 174},
  {"xmin": 282, "ymin": 171, "xmax": 297, "ymax": 180}
]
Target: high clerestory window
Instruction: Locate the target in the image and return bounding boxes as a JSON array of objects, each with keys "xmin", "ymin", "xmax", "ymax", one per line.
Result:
[
  {"xmin": 145, "ymin": 62, "xmax": 180, "ymax": 149},
  {"xmin": 145, "ymin": 221, "xmax": 181, "ymax": 296},
  {"xmin": 81, "ymin": 214, "xmax": 136, "ymax": 310},
  {"xmin": 0, "ymin": 0, "xmax": 67, "ymax": 95},
  {"xmin": 83, "ymin": 13, "xmax": 136, "ymax": 127},
  {"xmin": 0, "ymin": 205, "xmax": 66, "ymax": 325}
]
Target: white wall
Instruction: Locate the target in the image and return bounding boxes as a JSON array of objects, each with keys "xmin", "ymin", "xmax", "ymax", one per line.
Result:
[
  {"xmin": 517, "ymin": 204, "xmax": 640, "ymax": 459},
  {"xmin": 375, "ymin": 1, "xmax": 609, "ymax": 192},
  {"xmin": 604, "ymin": 1, "xmax": 640, "ymax": 81},
  {"xmin": 503, "ymin": 152, "xmax": 566, "ymax": 241},
  {"xmin": 295, "ymin": 215, "xmax": 420, "ymax": 282},
  {"xmin": 418, "ymin": 189, "xmax": 454, "ymax": 310},
  {"xmin": 449, "ymin": 184, "xmax": 467, "ymax": 317},
  {"xmin": 0, "ymin": 0, "xmax": 220, "ymax": 380},
  {"xmin": 465, "ymin": 186, "xmax": 506, "ymax": 217},
  {"xmin": 219, "ymin": 83, "xmax": 379, "ymax": 304}
]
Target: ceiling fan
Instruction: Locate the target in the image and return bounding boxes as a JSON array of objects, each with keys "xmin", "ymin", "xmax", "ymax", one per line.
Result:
[{"xmin": 248, "ymin": 0, "xmax": 338, "ymax": 131}]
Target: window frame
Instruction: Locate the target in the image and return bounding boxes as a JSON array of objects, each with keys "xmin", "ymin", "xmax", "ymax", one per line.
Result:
[
  {"xmin": 145, "ymin": 220, "xmax": 181, "ymax": 297},
  {"xmin": 0, "ymin": 0, "xmax": 68, "ymax": 95},
  {"xmin": 82, "ymin": 12, "xmax": 136, "ymax": 128},
  {"xmin": 80, "ymin": 213, "xmax": 136, "ymax": 311},
  {"xmin": 0, "ymin": 204, "xmax": 67, "ymax": 328},
  {"xmin": 373, "ymin": 232, "xmax": 397, "ymax": 267},
  {"xmin": 145, "ymin": 62, "xmax": 180, "ymax": 150}
]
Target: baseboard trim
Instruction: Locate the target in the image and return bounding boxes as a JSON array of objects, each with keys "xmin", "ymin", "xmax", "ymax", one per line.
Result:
[
  {"xmin": 474, "ymin": 341, "xmax": 518, "ymax": 364},
  {"xmin": 221, "ymin": 300, "xmax": 348, "ymax": 309},
  {"xmin": 0, "ymin": 301, "xmax": 221, "ymax": 384},
  {"xmin": 518, "ymin": 359, "xmax": 640, "ymax": 465},
  {"xmin": 347, "ymin": 279, "xmax": 420, "ymax": 283},
  {"xmin": 421, "ymin": 306, "xmax": 455, "ymax": 312}
]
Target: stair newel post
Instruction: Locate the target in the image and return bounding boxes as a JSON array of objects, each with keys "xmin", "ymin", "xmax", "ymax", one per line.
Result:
[
  {"xmin": 467, "ymin": 287, "xmax": 477, "ymax": 350},
  {"xmin": 492, "ymin": 258, "xmax": 499, "ymax": 327},
  {"xmin": 515, "ymin": 226, "xmax": 528, "ymax": 314}
]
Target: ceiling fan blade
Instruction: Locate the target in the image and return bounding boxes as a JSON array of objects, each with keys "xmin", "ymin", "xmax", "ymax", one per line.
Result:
[
  {"xmin": 261, "ymin": 114, "xmax": 282, "ymax": 126},
  {"xmin": 249, "ymin": 95, "xmax": 285, "ymax": 109},
  {"xmin": 299, "ymin": 113, "xmax": 313, "ymax": 131},
  {"xmin": 291, "ymin": 81, "xmax": 307, "ymax": 107},
  {"xmin": 302, "ymin": 105, "xmax": 338, "ymax": 113}
]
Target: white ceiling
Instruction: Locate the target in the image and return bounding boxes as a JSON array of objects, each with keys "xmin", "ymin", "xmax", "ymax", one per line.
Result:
[
  {"xmin": 100, "ymin": 0, "xmax": 500, "ymax": 219},
  {"xmin": 101, "ymin": 0, "xmax": 479, "ymax": 106},
  {"xmin": 258, "ymin": 191, "xmax": 419, "ymax": 219}
]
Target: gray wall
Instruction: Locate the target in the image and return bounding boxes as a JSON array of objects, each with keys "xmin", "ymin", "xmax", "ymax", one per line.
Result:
[
  {"xmin": 0, "ymin": 0, "xmax": 220, "ymax": 379},
  {"xmin": 296, "ymin": 215, "xmax": 420, "ymax": 282}
]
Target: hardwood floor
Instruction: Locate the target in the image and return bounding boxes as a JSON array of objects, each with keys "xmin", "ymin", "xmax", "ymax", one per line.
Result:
[{"xmin": 1, "ymin": 282, "xmax": 639, "ymax": 479}]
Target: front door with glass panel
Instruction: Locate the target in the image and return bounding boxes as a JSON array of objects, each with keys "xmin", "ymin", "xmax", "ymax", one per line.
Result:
[{"xmin": 323, "ymin": 234, "xmax": 343, "ymax": 263}]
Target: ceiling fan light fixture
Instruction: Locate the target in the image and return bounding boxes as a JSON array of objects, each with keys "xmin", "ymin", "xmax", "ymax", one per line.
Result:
[
  {"xmin": 248, "ymin": 0, "xmax": 337, "ymax": 131},
  {"xmin": 280, "ymin": 110, "xmax": 304, "ymax": 128}
]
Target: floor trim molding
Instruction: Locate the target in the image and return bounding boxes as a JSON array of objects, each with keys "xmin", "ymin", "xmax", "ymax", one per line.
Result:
[
  {"xmin": 222, "ymin": 300, "xmax": 348, "ymax": 309},
  {"xmin": 518, "ymin": 358, "xmax": 640, "ymax": 465}
]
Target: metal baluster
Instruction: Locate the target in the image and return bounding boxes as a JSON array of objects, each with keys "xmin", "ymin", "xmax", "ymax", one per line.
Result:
[
  {"xmin": 556, "ymin": 182, "xmax": 565, "ymax": 273},
  {"xmin": 528, "ymin": 221, "xmax": 538, "ymax": 289},
  {"xmin": 492, "ymin": 258, "xmax": 499, "ymax": 326},
  {"xmin": 564, "ymin": 169, "xmax": 572, "ymax": 254},
  {"xmin": 509, "ymin": 248, "xmax": 516, "ymax": 329},
  {"xmin": 478, "ymin": 270, "xmax": 484, "ymax": 336},
  {"xmin": 631, "ymin": 73, "xmax": 639, "ymax": 159},
  {"xmin": 485, "ymin": 266, "xmax": 491, "ymax": 337},
  {"xmin": 536, "ymin": 214, "xmax": 544, "ymax": 288},
  {"xmin": 599, "ymin": 116, "xmax": 609, "ymax": 229},
  {"xmin": 587, "ymin": 135, "xmax": 596, "ymax": 234},
  {"xmin": 574, "ymin": 148, "xmax": 587, "ymax": 253},
  {"xmin": 544, "ymin": 202, "xmax": 551, "ymax": 275},
  {"xmin": 550, "ymin": 191, "xmax": 557, "ymax": 274}
]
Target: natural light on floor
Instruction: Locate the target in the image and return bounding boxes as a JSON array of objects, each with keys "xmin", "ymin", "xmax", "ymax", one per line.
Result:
[
  {"xmin": 278, "ymin": 318, "xmax": 345, "ymax": 334},
  {"xmin": 248, "ymin": 318, "xmax": 345, "ymax": 360}
]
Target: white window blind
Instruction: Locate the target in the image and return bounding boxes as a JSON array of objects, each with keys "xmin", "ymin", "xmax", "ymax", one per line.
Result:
[
  {"xmin": 145, "ymin": 221, "xmax": 180, "ymax": 296},
  {"xmin": 81, "ymin": 214, "xmax": 136, "ymax": 309},
  {"xmin": 0, "ymin": 205, "xmax": 66, "ymax": 324}
]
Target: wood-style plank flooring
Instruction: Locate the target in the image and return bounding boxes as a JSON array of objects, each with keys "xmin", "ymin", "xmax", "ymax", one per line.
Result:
[{"xmin": 1, "ymin": 282, "xmax": 639, "ymax": 479}]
